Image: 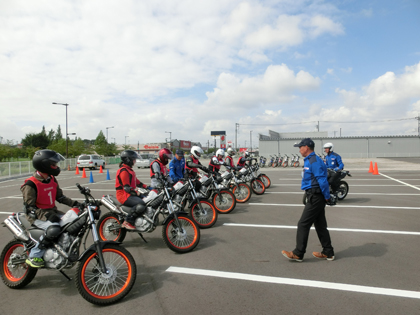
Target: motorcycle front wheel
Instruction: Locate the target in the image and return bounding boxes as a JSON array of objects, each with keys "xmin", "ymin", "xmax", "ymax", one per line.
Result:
[
  {"xmin": 232, "ymin": 183, "xmax": 252, "ymax": 203},
  {"xmin": 250, "ymin": 179, "xmax": 265, "ymax": 195},
  {"xmin": 162, "ymin": 214, "xmax": 200, "ymax": 253},
  {"xmin": 213, "ymin": 190, "xmax": 236, "ymax": 213},
  {"xmin": 0, "ymin": 240, "xmax": 37, "ymax": 289},
  {"xmin": 75, "ymin": 244, "xmax": 136, "ymax": 305},
  {"xmin": 97, "ymin": 213, "xmax": 127, "ymax": 242},
  {"xmin": 190, "ymin": 200, "xmax": 218, "ymax": 229},
  {"xmin": 258, "ymin": 175, "xmax": 271, "ymax": 189},
  {"xmin": 336, "ymin": 181, "xmax": 349, "ymax": 200},
  {"xmin": 282, "ymin": 162, "xmax": 288, "ymax": 168}
]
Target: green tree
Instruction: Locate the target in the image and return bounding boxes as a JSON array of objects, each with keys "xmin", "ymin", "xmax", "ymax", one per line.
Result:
[
  {"xmin": 94, "ymin": 131, "xmax": 108, "ymax": 155},
  {"xmin": 47, "ymin": 128, "xmax": 55, "ymax": 143},
  {"xmin": 55, "ymin": 125, "xmax": 63, "ymax": 141},
  {"xmin": 48, "ymin": 138, "xmax": 66, "ymax": 156},
  {"xmin": 21, "ymin": 132, "xmax": 50, "ymax": 149},
  {"xmin": 70, "ymin": 137, "xmax": 88, "ymax": 157}
]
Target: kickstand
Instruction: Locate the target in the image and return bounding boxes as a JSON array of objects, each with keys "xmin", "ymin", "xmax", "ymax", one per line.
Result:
[
  {"xmin": 138, "ymin": 233, "xmax": 148, "ymax": 243},
  {"xmin": 59, "ymin": 270, "xmax": 72, "ymax": 281}
]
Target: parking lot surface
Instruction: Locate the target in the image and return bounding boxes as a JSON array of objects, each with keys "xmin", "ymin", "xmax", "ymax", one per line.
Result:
[{"xmin": 0, "ymin": 159, "xmax": 419, "ymax": 314}]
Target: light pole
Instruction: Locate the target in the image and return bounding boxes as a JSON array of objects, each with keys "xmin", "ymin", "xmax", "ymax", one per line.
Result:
[
  {"xmin": 53, "ymin": 102, "xmax": 69, "ymax": 158},
  {"xmin": 250, "ymin": 130, "xmax": 252, "ymax": 153},
  {"xmin": 165, "ymin": 131, "xmax": 172, "ymax": 148},
  {"xmin": 106, "ymin": 126, "xmax": 114, "ymax": 143}
]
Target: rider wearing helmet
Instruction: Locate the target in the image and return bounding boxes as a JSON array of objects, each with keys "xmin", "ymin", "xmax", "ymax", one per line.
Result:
[
  {"xmin": 21, "ymin": 149, "xmax": 80, "ymax": 268},
  {"xmin": 323, "ymin": 142, "xmax": 344, "ymax": 193},
  {"xmin": 116, "ymin": 150, "xmax": 151, "ymax": 230},
  {"xmin": 237, "ymin": 151, "xmax": 254, "ymax": 169},
  {"xmin": 208, "ymin": 149, "xmax": 227, "ymax": 173},
  {"xmin": 185, "ymin": 145, "xmax": 208, "ymax": 176},
  {"xmin": 150, "ymin": 148, "xmax": 173, "ymax": 188},
  {"xmin": 225, "ymin": 147, "xmax": 236, "ymax": 169},
  {"xmin": 323, "ymin": 143, "xmax": 344, "ymax": 171}
]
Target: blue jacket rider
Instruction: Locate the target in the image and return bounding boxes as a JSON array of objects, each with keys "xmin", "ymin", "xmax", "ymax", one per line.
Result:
[
  {"xmin": 323, "ymin": 142, "xmax": 344, "ymax": 171},
  {"xmin": 169, "ymin": 149, "xmax": 185, "ymax": 182}
]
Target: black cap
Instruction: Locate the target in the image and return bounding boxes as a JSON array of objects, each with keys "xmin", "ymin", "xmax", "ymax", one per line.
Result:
[
  {"xmin": 294, "ymin": 138, "xmax": 315, "ymax": 148},
  {"xmin": 175, "ymin": 149, "xmax": 184, "ymax": 156}
]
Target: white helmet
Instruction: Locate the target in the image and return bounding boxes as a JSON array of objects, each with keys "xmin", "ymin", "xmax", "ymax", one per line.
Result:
[
  {"xmin": 216, "ymin": 149, "xmax": 225, "ymax": 158},
  {"xmin": 227, "ymin": 148, "xmax": 236, "ymax": 156},
  {"xmin": 323, "ymin": 142, "xmax": 333, "ymax": 151},
  {"xmin": 191, "ymin": 146, "xmax": 204, "ymax": 159},
  {"xmin": 243, "ymin": 151, "xmax": 250, "ymax": 157}
]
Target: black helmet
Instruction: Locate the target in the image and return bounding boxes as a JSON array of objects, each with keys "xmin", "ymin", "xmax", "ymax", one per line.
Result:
[
  {"xmin": 32, "ymin": 150, "xmax": 65, "ymax": 176},
  {"xmin": 121, "ymin": 150, "xmax": 138, "ymax": 167}
]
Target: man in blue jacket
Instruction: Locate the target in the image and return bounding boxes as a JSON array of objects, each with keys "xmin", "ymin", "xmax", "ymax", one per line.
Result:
[
  {"xmin": 323, "ymin": 142, "xmax": 344, "ymax": 192},
  {"xmin": 282, "ymin": 138, "xmax": 335, "ymax": 262},
  {"xmin": 169, "ymin": 149, "xmax": 185, "ymax": 182}
]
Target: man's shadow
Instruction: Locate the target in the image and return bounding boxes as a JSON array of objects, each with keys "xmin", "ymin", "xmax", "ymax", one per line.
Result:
[{"xmin": 336, "ymin": 242, "xmax": 388, "ymax": 258}]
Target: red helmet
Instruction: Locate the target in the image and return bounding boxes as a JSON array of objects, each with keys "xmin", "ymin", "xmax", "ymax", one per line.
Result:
[{"xmin": 158, "ymin": 148, "xmax": 173, "ymax": 165}]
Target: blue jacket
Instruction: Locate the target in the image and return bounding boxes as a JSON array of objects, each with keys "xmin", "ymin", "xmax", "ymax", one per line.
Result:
[
  {"xmin": 301, "ymin": 152, "xmax": 330, "ymax": 200},
  {"xmin": 325, "ymin": 152, "xmax": 344, "ymax": 171},
  {"xmin": 169, "ymin": 157, "xmax": 185, "ymax": 182}
]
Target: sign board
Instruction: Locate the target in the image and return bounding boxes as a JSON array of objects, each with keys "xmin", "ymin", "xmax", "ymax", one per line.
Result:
[
  {"xmin": 239, "ymin": 147, "xmax": 248, "ymax": 153},
  {"xmin": 180, "ymin": 140, "xmax": 191, "ymax": 150},
  {"xmin": 211, "ymin": 131, "xmax": 226, "ymax": 136},
  {"xmin": 220, "ymin": 135, "xmax": 226, "ymax": 149}
]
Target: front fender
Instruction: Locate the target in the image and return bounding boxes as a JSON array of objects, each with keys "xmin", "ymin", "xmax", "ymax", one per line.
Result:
[
  {"xmin": 161, "ymin": 211, "xmax": 188, "ymax": 225},
  {"xmin": 78, "ymin": 240, "xmax": 121, "ymax": 261}
]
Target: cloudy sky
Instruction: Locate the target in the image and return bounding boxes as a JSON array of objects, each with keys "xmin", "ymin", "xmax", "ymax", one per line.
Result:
[{"xmin": 1, "ymin": 0, "xmax": 420, "ymax": 149}]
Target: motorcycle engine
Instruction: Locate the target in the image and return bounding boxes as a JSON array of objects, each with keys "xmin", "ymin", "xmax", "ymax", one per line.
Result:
[
  {"xmin": 172, "ymin": 195, "xmax": 183, "ymax": 211},
  {"xmin": 134, "ymin": 208, "xmax": 154, "ymax": 232},
  {"xmin": 43, "ymin": 233, "xmax": 76, "ymax": 269}
]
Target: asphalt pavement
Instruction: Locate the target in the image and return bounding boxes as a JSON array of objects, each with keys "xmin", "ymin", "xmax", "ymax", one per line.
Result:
[{"xmin": 0, "ymin": 161, "xmax": 420, "ymax": 314}]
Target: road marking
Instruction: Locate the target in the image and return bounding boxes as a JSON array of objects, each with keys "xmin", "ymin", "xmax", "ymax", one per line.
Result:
[
  {"xmin": 271, "ymin": 184, "xmax": 411, "ymax": 187},
  {"xmin": 166, "ymin": 266, "xmax": 420, "ymax": 300},
  {"xmin": 249, "ymin": 203, "xmax": 420, "ymax": 210},
  {"xmin": 223, "ymin": 223, "xmax": 420, "ymax": 235},
  {"xmin": 265, "ymin": 192, "xmax": 420, "ymax": 196},
  {"xmin": 379, "ymin": 173, "xmax": 420, "ymax": 191}
]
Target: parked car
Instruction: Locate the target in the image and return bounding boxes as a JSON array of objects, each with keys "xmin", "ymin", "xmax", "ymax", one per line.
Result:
[
  {"xmin": 77, "ymin": 154, "xmax": 106, "ymax": 170},
  {"xmin": 136, "ymin": 154, "xmax": 154, "ymax": 169}
]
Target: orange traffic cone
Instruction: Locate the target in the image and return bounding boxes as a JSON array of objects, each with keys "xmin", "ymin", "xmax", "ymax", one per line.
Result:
[
  {"xmin": 99, "ymin": 165, "xmax": 103, "ymax": 173},
  {"xmin": 75, "ymin": 167, "xmax": 79, "ymax": 175},
  {"xmin": 82, "ymin": 168, "xmax": 87, "ymax": 178},
  {"xmin": 368, "ymin": 161, "xmax": 373, "ymax": 173},
  {"xmin": 373, "ymin": 162, "xmax": 379, "ymax": 175}
]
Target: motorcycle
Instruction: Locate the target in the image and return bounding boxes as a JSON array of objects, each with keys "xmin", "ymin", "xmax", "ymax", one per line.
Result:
[
  {"xmin": 199, "ymin": 171, "xmax": 237, "ymax": 214},
  {"xmin": 98, "ymin": 177, "xmax": 200, "ymax": 253},
  {"xmin": 259, "ymin": 156, "xmax": 267, "ymax": 168},
  {"xmin": 0, "ymin": 183, "xmax": 136, "ymax": 305},
  {"xmin": 236, "ymin": 161, "xmax": 268, "ymax": 195},
  {"xmin": 213, "ymin": 167, "xmax": 252, "ymax": 203},
  {"xmin": 302, "ymin": 169, "xmax": 352, "ymax": 204},
  {"xmin": 171, "ymin": 172, "xmax": 218, "ymax": 229}
]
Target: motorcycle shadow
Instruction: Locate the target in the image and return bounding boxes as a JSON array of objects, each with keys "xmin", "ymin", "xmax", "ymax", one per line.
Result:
[
  {"xmin": 338, "ymin": 197, "xmax": 371, "ymax": 204},
  {"xmin": 335, "ymin": 242, "xmax": 388, "ymax": 259}
]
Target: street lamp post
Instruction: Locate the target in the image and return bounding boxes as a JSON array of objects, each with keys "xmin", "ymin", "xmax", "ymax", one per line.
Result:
[
  {"xmin": 106, "ymin": 126, "xmax": 114, "ymax": 143},
  {"xmin": 53, "ymin": 102, "xmax": 69, "ymax": 158},
  {"xmin": 165, "ymin": 131, "xmax": 172, "ymax": 148}
]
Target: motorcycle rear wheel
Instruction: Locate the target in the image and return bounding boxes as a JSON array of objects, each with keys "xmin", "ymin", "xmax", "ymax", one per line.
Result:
[
  {"xmin": 213, "ymin": 190, "xmax": 236, "ymax": 213},
  {"xmin": 258, "ymin": 175, "xmax": 271, "ymax": 189},
  {"xmin": 75, "ymin": 244, "xmax": 136, "ymax": 305},
  {"xmin": 0, "ymin": 240, "xmax": 37, "ymax": 289},
  {"xmin": 282, "ymin": 162, "xmax": 288, "ymax": 167},
  {"xmin": 190, "ymin": 200, "xmax": 218, "ymax": 229},
  {"xmin": 336, "ymin": 181, "xmax": 349, "ymax": 200},
  {"xmin": 97, "ymin": 213, "xmax": 127, "ymax": 242},
  {"xmin": 162, "ymin": 214, "xmax": 200, "ymax": 253},
  {"xmin": 232, "ymin": 183, "xmax": 252, "ymax": 203},
  {"xmin": 250, "ymin": 179, "xmax": 265, "ymax": 195}
]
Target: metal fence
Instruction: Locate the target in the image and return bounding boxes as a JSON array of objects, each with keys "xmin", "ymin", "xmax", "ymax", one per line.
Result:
[{"xmin": 0, "ymin": 157, "xmax": 121, "ymax": 181}]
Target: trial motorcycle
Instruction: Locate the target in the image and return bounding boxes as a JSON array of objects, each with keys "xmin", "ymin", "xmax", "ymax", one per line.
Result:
[
  {"xmin": 98, "ymin": 177, "xmax": 200, "ymax": 253},
  {"xmin": 0, "ymin": 183, "xmax": 136, "ymax": 306}
]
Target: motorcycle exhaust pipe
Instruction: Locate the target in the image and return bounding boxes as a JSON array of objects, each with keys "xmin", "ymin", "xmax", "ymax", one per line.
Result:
[
  {"xmin": 4, "ymin": 216, "xmax": 29, "ymax": 242},
  {"xmin": 101, "ymin": 196, "xmax": 121, "ymax": 213}
]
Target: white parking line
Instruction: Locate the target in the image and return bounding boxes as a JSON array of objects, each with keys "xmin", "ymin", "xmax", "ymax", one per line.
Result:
[
  {"xmin": 249, "ymin": 203, "xmax": 420, "ymax": 210},
  {"xmin": 223, "ymin": 223, "xmax": 420, "ymax": 235},
  {"xmin": 265, "ymin": 192, "xmax": 420, "ymax": 196},
  {"xmin": 166, "ymin": 266, "xmax": 420, "ymax": 300},
  {"xmin": 380, "ymin": 173, "xmax": 420, "ymax": 191}
]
